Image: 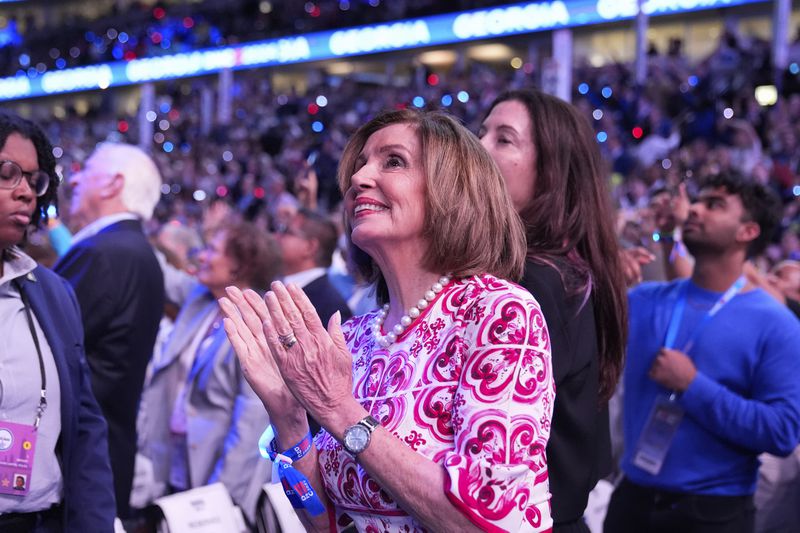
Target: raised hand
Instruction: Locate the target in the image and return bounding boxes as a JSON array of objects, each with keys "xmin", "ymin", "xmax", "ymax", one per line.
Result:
[
  {"xmin": 620, "ymin": 246, "xmax": 656, "ymax": 286},
  {"xmin": 219, "ymin": 286, "xmax": 304, "ymax": 418},
  {"xmin": 263, "ymin": 281, "xmax": 355, "ymax": 425}
]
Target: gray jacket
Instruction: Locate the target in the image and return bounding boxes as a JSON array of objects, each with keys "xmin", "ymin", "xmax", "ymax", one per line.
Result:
[{"xmin": 137, "ymin": 284, "xmax": 270, "ymax": 523}]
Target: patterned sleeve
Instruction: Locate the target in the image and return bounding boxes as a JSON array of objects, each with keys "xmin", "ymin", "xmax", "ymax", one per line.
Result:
[{"xmin": 442, "ymin": 280, "xmax": 554, "ymax": 532}]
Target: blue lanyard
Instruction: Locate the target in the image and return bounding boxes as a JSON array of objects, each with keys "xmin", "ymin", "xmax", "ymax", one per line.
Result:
[
  {"xmin": 258, "ymin": 425, "xmax": 326, "ymax": 516},
  {"xmin": 663, "ymin": 275, "xmax": 747, "ymax": 353}
]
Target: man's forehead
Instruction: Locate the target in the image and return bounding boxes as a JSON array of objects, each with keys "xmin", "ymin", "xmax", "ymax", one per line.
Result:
[
  {"xmin": 774, "ymin": 262, "xmax": 800, "ymax": 278},
  {"xmin": 698, "ymin": 186, "xmax": 736, "ymax": 201}
]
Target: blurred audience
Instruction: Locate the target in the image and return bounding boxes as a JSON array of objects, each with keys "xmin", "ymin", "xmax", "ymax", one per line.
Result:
[{"xmin": 135, "ymin": 221, "xmax": 281, "ymax": 527}]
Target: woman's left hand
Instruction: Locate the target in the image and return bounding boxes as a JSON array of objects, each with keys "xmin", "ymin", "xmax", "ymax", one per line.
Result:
[{"xmin": 264, "ymin": 281, "xmax": 356, "ymax": 423}]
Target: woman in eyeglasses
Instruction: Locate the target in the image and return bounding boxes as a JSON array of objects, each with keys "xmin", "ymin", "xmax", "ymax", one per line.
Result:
[
  {"xmin": 135, "ymin": 220, "xmax": 282, "ymax": 527},
  {"xmin": 0, "ymin": 111, "xmax": 116, "ymax": 531}
]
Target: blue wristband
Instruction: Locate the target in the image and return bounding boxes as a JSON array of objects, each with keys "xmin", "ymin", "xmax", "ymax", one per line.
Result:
[{"xmin": 258, "ymin": 425, "xmax": 326, "ymax": 516}]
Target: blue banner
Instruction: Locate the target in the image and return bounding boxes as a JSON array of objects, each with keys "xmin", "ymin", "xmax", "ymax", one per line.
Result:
[{"xmin": 0, "ymin": 0, "xmax": 770, "ymax": 101}]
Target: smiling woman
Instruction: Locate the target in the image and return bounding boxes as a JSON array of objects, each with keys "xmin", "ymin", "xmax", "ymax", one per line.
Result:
[
  {"xmin": 222, "ymin": 109, "xmax": 555, "ymax": 533},
  {"xmin": 0, "ymin": 112, "xmax": 116, "ymax": 531}
]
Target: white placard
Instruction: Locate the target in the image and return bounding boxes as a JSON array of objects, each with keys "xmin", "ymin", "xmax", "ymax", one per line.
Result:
[{"xmin": 155, "ymin": 482, "xmax": 246, "ymax": 533}]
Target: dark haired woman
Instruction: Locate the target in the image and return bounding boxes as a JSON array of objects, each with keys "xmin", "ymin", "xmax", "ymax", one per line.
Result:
[
  {"xmin": 0, "ymin": 111, "xmax": 115, "ymax": 531},
  {"xmin": 480, "ymin": 88, "xmax": 629, "ymax": 533}
]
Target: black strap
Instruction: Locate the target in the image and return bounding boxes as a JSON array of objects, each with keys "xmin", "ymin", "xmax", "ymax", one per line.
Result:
[{"xmin": 12, "ymin": 279, "xmax": 47, "ymax": 429}]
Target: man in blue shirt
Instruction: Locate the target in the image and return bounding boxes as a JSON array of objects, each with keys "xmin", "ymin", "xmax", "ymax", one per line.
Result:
[{"xmin": 605, "ymin": 172, "xmax": 800, "ymax": 533}]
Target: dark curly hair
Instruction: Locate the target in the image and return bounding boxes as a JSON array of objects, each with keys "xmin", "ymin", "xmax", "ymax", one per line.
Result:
[
  {"xmin": 700, "ymin": 171, "xmax": 782, "ymax": 258},
  {"xmin": 0, "ymin": 111, "xmax": 58, "ymax": 228}
]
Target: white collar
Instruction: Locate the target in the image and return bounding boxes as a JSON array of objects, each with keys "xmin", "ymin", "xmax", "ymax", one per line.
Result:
[
  {"xmin": 0, "ymin": 247, "xmax": 37, "ymax": 287},
  {"xmin": 70, "ymin": 212, "xmax": 140, "ymax": 246},
  {"xmin": 282, "ymin": 267, "xmax": 327, "ymax": 289}
]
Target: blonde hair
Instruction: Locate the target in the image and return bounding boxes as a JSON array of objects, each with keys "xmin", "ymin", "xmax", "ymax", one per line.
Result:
[{"xmin": 338, "ymin": 109, "xmax": 526, "ymax": 303}]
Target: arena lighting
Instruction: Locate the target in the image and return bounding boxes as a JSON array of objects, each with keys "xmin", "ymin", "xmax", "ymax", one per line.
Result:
[
  {"xmin": 467, "ymin": 43, "xmax": 514, "ymax": 62},
  {"xmin": 417, "ymin": 50, "xmax": 458, "ymax": 67},
  {"xmin": 754, "ymin": 85, "xmax": 778, "ymax": 106},
  {"xmin": 0, "ymin": 0, "xmax": 769, "ymax": 101}
]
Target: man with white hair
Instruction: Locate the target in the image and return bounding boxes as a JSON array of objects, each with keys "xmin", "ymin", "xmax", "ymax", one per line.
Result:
[{"xmin": 55, "ymin": 142, "xmax": 165, "ymax": 519}]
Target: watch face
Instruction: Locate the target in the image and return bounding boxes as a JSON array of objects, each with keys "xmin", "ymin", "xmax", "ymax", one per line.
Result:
[{"xmin": 344, "ymin": 424, "xmax": 370, "ymax": 454}]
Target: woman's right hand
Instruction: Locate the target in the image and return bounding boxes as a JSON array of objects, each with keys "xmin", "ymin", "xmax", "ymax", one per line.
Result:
[{"xmin": 219, "ymin": 287, "xmax": 306, "ymax": 419}]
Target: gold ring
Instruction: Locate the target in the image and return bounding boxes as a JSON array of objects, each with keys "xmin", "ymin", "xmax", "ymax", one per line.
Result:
[{"xmin": 278, "ymin": 332, "xmax": 297, "ymax": 349}]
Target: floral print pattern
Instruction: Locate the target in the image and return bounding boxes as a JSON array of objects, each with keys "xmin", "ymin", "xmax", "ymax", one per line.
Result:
[{"xmin": 316, "ymin": 274, "xmax": 554, "ymax": 532}]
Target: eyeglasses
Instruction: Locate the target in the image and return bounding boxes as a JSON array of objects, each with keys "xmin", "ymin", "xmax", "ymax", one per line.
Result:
[
  {"xmin": 274, "ymin": 223, "xmax": 305, "ymax": 238},
  {"xmin": 0, "ymin": 160, "xmax": 50, "ymax": 197}
]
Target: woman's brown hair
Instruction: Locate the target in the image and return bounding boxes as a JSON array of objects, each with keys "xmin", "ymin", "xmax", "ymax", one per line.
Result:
[
  {"xmin": 220, "ymin": 221, "xmax": 282, "ymax": 292},
  {"xmin": 484, "ymin": 89, "xmax": 628, "ymax": 402},
  {"xmin": 338, "ymin": 109, "xmax": 527, "ymax": 304}
]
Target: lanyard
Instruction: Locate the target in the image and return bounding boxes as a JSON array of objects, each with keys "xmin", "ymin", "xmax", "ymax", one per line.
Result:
[
  {"xmin": 258, "ymin": 425, "xmax": 326, "ymax": 515},
  {"xmin": 663, "ymin": 275, "xmax": 747, "ymax": 354},
  {"xmin": 12, "ymin": 279, "xmax": 48, "ymax": 430}
]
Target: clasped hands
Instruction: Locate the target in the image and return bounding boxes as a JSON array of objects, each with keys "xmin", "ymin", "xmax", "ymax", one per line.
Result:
[{"xmin": 218, "ymin": 281, "xmax": 354, "ymax": 428}]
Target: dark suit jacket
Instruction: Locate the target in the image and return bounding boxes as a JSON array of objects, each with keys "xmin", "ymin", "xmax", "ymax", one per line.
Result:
[
  {"xmin": 304, "ymin": 273, "xmax": 352, "ymax": 326},
  {"xmin": 521, "ymin": 261, "xmax": 611, "ymax": 526},
  {"xmin": 54, "ymin": 219, "xmax": 164, "ymax": 517},
  {"xmin": 19, "ymin": 265, "xmax": 116, "ymax": 532}
]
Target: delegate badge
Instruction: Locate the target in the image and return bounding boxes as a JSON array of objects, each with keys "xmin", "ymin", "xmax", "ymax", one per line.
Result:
[
  {"xmin": 0, "ymin": 420, "xmax": 37, "ymax": 496},
  {"xmin": 632, "ymin": 395, "xmax": 684, "ymax": 476}
]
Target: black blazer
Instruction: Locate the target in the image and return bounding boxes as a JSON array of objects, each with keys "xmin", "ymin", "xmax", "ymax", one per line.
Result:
[
  {"xmin": 303, "ymin": 273, "xmax": 353, "ymax": 326},
  {"xmin": 521, "ymin": 261, "xmax": 611, "ymax": 526},
  {"xmin": 54, "ymin": 219, "xmax": 165, "ymax": 518}
]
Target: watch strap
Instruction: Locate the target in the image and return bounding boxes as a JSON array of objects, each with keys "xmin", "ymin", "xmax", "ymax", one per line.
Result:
[{"xmin": 358, "ymin": 415, "xmax": 380, "ymax": 432}]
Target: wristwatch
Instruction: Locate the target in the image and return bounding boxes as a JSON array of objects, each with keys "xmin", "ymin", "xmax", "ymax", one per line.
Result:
[{"xmin": 342, "ymin": 415, "xmax": 380, "ymax": 456}]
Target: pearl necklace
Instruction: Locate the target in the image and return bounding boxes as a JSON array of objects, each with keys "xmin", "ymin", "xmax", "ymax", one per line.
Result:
[{"xmin": 371, "ymin": 274, "xmax": 452, "ymax": 348}]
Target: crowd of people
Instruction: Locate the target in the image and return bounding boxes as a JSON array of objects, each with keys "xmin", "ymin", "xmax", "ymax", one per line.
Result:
[
  {"xmin": 0, "ymin": 17, "xmax": 799, "ymax": 533},
  {"xmin": 14, "ymin": 26, "xmax": 797, "ymax": 275}
]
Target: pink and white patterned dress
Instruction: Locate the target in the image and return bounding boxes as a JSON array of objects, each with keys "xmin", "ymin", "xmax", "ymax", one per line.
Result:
[{"xmin": 316, "ymin": 274, "xmax": 554, "ymax": 532}]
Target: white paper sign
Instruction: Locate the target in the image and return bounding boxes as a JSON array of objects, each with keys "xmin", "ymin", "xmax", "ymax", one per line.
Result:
[{"xmin": 155, "ymin": 482, "xmax": 246, "ymax": 533}]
